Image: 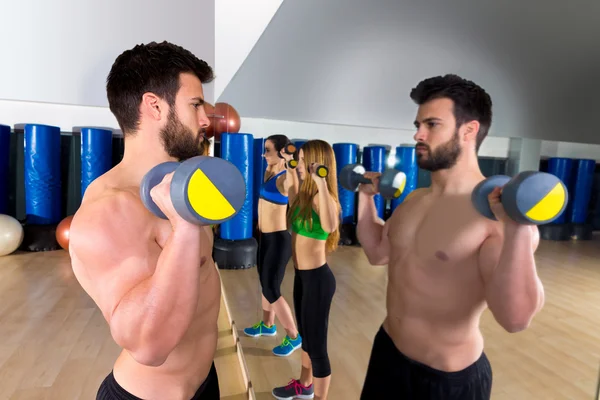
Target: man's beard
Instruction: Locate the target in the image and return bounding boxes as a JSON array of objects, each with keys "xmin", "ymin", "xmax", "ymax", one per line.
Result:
[
  {"xmin": 160, "ymin": 109, "xmax": 206, "ymax": 161},
  {"xmin": 416, "ymin": 130, "xmax": 462, "ymax": 172}
]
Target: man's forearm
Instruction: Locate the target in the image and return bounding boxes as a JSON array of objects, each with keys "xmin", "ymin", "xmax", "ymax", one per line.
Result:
[
  {"xmin": 356, "ymin": 192, "xmax": 386, "ymax": 264},
  {"xmin": 486, "ymin": 224, "xmax": 543, "ymax": 331},
  {"xmin": 111, "ymin": 223, "xmax": 204, "ymax": 363}
]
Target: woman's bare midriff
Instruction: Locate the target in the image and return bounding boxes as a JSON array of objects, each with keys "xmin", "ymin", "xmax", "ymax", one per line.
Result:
[
  {"xmin": 291, "ymin": 233, "xmax": 327, "ymax": 270},
  {"xmin": 257, "ymin": 199, "xmax": 287, "ymax": 233}
]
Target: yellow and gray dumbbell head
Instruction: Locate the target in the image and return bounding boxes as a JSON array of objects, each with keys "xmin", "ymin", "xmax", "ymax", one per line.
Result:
[{"xmin": 141, "ymin": 156, "xmax": 246, "ymax": 225}]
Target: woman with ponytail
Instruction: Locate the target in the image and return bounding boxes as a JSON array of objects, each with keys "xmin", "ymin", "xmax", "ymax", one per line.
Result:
[
  {"xmin": 272, "ymin": 139, "xmax": 341, "ymax": 400},
  {"xmin": 243, "ymin": 134, "xmax": 303, "ymax": 358}
]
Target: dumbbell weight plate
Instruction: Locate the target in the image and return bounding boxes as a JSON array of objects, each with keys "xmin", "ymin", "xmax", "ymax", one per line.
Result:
[
  {"xmin": 471, "ymin": 175, "xmax": 512, "ymax": 220},
  {"xmin": 502, "ymin": 171, "xmax": 568, "ymax": 225},
  {"xmin": 140, "ymin": 161, "xmax": 180, "ymax": 219},
  {"xmin": 339, "ymin": 164, "xmax": 366, "ymax": 192},
  {"xmin": 278, "ymin": 143, "xmax": 297, "ymax": 159},
  {"xmin": 315, "ymin": 165, "xmax": 328, "ymax": 178},
  {"xmin": 379, "ymin": 169, "xmax": 407, "ymax": 199},
  {"xmin": 171, "ymin": 156, "xmax": 247, "ymax": 225}
]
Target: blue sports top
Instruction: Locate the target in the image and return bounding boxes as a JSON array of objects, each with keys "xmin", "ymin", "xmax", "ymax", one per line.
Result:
[{"xmin": 259, "ymin": 170, "xmax": 288, "ymax": 205}]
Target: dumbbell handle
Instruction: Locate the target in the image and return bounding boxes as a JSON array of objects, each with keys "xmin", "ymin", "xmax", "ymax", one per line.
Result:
[{"xmin": 353, "ymin": 172, "xmax": 374, "ymax": 185}]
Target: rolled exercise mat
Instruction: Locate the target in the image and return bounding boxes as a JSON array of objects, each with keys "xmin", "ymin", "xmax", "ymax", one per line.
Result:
[
  {"xmin": 333, "ymin": 143, "xmax": 358, "ymax": 245},
  {"xmin": 568, "ymin": 159, "xmax": 596, "ymax": 240},
  {"xmin": 253, "ymin": 138, "xmax": 267, "ymax": 226},
  {"xmin": 0, "ymin": 125, "xmax": 10, "ymax": 215},
  {"xmin": 213, "ymin": 132, "xmax": 257, "ymax": 269},
  {"xmin": 391, "ymin": 145, "xmax": 418, "ymax": 212},
  {"xmin": 81, "ymin": 128, "xmax": 113, "ymax": 198},
  {"xmin": 539, "ymin": 157, "xmax": 573, "ymax": 241},
  {"xmin": 592, "ymin": 168, "xmax": 600, "ymax": 232},
  {"xmin": 293, "ymin": 140, "xmax": 307, "ymax": 151},
  {"xmin": 21, "ymin": 124, "xmax": 62, "ymax": 251},
  {"xmin": 362, "ymin": 146, "xmax": 386, "ymax": 219}
]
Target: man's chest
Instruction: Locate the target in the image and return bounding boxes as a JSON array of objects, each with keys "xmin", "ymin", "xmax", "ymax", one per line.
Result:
[{"xmin": 388, "ymin": 196, "xmax": 489, "ymax": 266}]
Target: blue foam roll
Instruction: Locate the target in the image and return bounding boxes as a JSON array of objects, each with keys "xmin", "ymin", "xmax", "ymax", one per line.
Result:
[
  {"xmin": 547, "ymin": 157, "xmax": 573, "ymax": 224},
  {"xmin": 0, "ymin": 125, "xmax": 10, "ymax": 215},
  {"xmin": 220, "ymin": 133, "xmax": 253, "ymax": 240},
  {"xmin": 568, "ymin": 159, "xmax": 595, "ymax": 224},
  {"xmin": 333, "ymin": 143, "xmax": 358, "ymax": 224},
  {"xmin": 294, "ymin": 140, "xmax": 307, "ymax": 150},
  {"xmin": 391, "ymin": 145, "xmax": 418, "ymax": 211},
  {"xmin": 253, "ymin": 138, "xmax": 267, "ymax": 222},
  {"xmin": 24, "ymin": 124, "xmax": 62, "ymax": 224},
  {"xmin": 81, "ymin": 128, "xmax": 113, "ymax": 198},
  {"xmin": 362, "ymin": 146, "xmax": 386, "ymax": 219}
]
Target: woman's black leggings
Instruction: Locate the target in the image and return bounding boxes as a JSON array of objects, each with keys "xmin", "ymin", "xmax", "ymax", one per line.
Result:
[
  {"xmin": 293, "ymin": 263, "xmax": 336, "ymax": 378},
  {"xmin": 258, "ymin": 230, "xmax": 292, "ymax": 303}
]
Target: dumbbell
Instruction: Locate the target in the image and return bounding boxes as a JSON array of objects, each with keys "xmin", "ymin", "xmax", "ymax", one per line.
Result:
[
  {"xmin": 471, "ymin": 171, "xmax": 568, "ymax": 225},
  {"xmin": 278, "ymin": 143, "xmax": 299, "ymax": 168},
  {"xmin": 280, "ymin": 143, "xmax": 296, "ymax": 157},
  {"xmin": 140, "ymin": 156, "xmax": 246, "ymax": 225},
  {"xmin": 340, "ymin": 164, "xmax": 406, "ymax": 199},
  {"xmin": 312, "ymin": 164, "xmax": 329, "ymax": 178}
]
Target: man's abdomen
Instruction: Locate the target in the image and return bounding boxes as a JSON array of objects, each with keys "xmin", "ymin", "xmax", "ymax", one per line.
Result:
[
  {"xmin": 111, "ymin": 276, "xmax": 220, "ymax": 400},
  {"xmin": 112, "ymin": 320, "xmax": 218, "ymax": 400},
  {"xmin": 385, "ymin": 292, "xmax": 486, "ymax": 373}
]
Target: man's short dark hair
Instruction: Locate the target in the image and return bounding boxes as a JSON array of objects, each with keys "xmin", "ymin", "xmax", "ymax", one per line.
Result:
[
  {"xmin": 106, "ymin": 41, "xmax": 214, "ymax": 135},
  {"xmin": 410, "ymin": 74, "xmax": 492, "ymax": 151}
]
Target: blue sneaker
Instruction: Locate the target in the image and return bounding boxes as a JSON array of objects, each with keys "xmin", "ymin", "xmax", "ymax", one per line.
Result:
[
  {"xmin": 243, "ymin": 321, "xmax": 277, "ymax": 337},
  {"xmin": 272, "ymin": 334, "xmax": 302, "ymax": 357}
]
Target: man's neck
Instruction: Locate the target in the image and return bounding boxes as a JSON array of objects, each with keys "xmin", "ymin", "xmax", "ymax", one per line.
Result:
[
  {"xmin": 118, "ymin": 134, "xmax": 176, "ymax": 186},
  {"xmin": 429, "ymin": 153, "xmax": 484, "ymax": 195}
]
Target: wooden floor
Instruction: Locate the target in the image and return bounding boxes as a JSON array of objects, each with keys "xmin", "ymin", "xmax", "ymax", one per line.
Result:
[
  {"xmin": 220, "ymin": 233, "xmax": 600, "ymax": 400},
  {"xmin": 0, "ymin": 250, "xmax": 248, "ymax": 400}
]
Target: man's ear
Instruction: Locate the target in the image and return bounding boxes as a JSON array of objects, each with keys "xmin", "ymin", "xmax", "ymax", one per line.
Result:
[
  {"xmin": 462, "ymin": 120, "xmax": 480, "ymax": 143},
  {"xmin": 141, "ymin": 92, "xmax": 164, "ymax": 121}
]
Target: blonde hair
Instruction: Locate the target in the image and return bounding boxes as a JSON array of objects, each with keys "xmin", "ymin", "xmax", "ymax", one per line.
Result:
[{"xmin": 288, "ymin": 140, "xmax": 341, "ymax": 253}]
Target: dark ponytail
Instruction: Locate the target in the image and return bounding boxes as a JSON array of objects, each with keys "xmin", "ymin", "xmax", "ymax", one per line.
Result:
[{"xmin": 266, "ymin": 134, "xmax": 290, "ymax": 153}]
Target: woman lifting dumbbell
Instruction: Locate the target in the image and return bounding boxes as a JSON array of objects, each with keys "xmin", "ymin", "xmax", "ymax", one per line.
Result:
[
  {"xmin": 272, "ymin": 139, "xmax": 341, "ymax": 400},
  {"xmin": 243, "ymin": 135, "xmax": 303, "ymax": 357}
]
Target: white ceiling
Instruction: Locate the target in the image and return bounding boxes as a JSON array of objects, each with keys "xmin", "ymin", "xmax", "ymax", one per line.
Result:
[{"xmin": 219, "ymin": 0, "xmax": 600, "ymax": 144}]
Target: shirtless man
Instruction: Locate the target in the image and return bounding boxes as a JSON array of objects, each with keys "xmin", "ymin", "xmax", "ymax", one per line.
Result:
[
  {"xmin": 69, "ymin": 41, "xmax": 221, "ymax": 400},
  {"xmin": 358, "ymin": 74, "xmax": 544, "ymax": 399}
]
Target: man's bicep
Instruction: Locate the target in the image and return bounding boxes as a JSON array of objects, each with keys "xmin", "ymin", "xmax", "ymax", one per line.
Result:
[
  {"xmin": 372, "ymin": 218, "xmax": 391, "ymax": 262},
  {"xmin": 531, "ymin": 226, "xmax": 540, "ymax": 252},
  {"xmin": 70, "ymin": 198, "xmax": 151, "ymax": 319}
]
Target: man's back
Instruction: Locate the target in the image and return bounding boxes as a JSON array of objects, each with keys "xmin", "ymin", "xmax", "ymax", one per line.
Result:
[
  {"xmin": 384, "ymin": 186, "xmax": 493, "ymax": 372},
  {"xmin": 69, "ymin": 167, "xmax": 221, "ymax": 400}
]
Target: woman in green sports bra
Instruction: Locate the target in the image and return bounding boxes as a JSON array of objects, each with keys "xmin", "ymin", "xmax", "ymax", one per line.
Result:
[{"xmin": 272, "ymin": 140, "xmax": 341, "ymax": 400}]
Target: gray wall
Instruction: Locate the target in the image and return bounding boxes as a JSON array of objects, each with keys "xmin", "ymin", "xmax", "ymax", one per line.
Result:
[
  {"xmin": 219, "ymin": 0, "xmax": 600, "ymax": 144},
  {"xmin": 0, "ymin": 0, "xmax": 216, "ymax": 107}
]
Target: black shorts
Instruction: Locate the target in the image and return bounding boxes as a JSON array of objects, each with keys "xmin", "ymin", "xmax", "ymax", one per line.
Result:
[
  {"xmin": 257, "ymin": 230, "xmax": 292, "ymax": 303},
  {"xmin": 361, "ymin": 326, "xmax": 492, "ymax": 400},
  {"xmin": 96, "ymin": 362, "xmax": 219, "ymax": 400}
]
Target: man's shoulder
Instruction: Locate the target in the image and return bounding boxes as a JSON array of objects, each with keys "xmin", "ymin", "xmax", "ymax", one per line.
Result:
[
  {"xmin": 404, "ymin": 188, "xmax": 429, "ymax": 202},
  {"xmin": 82, "ymin": 186, "xmax": 143, "ymax": 213},
  {"xmin": 73, "ymin": 187, "xmax": 148, "ymax": 238}
]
